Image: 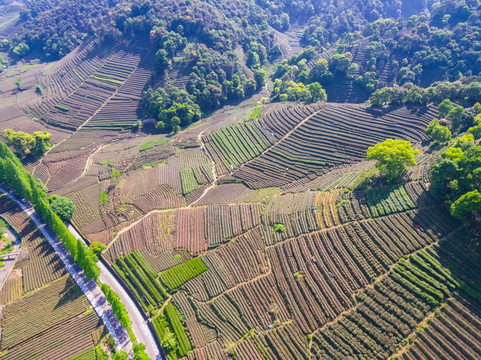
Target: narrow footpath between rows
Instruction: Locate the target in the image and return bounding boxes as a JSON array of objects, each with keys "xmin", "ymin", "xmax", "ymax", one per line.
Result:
[{"xmin": 0, "ymin": 184, "xmax": 135, "ymax": 356}]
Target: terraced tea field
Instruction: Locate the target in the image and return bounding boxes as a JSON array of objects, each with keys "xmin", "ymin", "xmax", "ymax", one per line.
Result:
[
  {"xmin": 8, "ymin": 94, "xmax": 466, "ymax": 359},
  {"xmin": 21, "ymin": 106, "xmax": 462, "ymax": 360},
  {"xmin": 2, "ymin": 34, "xmax": 480, "ymax": 360},
  {"xmin": 0, "ymin": 197, "xmax": 104, "ymax": 360}
]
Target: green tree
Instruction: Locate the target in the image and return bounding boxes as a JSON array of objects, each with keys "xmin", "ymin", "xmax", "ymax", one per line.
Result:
[
  {"xmin": 3, "ymin": 129, "xmax": 51, "ymax": 157},
  {"xmin": 133, "ymin": 343, "xmax": 151, "ymax": 360},
  {"xmin": 431, "ymin": 125, "xmax": 452, "ymax": 143},
  {"xmin": 51, "ymin": 196, "xmax": 76, "ymax": 221},
  {"xmin": 468, "ymin": 125, "xmax": 481, "ymax": 140},
  {"xmin": 3, "ymin": 129, "xmax": 34, "ymax": 156},
  {"xmin": 12, "ymin": 42, "xmax": 29, "ymax": 58},
  {"xmin": 366, "ymin": 139, "xmax": 419, "ymax": 182},
  {"xmin": 155, "ymin": 121, "xmax": 165, "ymax": 133},
  {"xmin": 154, "ymin": 49, "xmax": 171, "ymax": 73},
  {"xmin": 246, "ymin": 51, "xmax": 260, "ymax": 69},
  {"xmin": 113, "ymin": 351, "xmax": 129, "ymax": 360},
  {"xmin": 369, "ymin": 87, "xmax": 398, "ymax": 107},
  {"xmin": 431, "ymin": 159, "xmax": 459, "ymax": 186},
  {"xmin": 438, "ymin": 99, "xmax": 453, "ymax": 118},
  {"xmin": 329, "ymin": 53, "xmax": 351, "ymax": 75},
  {"xmin": 425, "ymin": 118, "xmax": 440, "ymax": 135},
  {"xmin": 90, "ymin": 241, "xmax": 106, "ymax": 257},
  {"xmin": 447, "ymin": 106, "xmax": 466, "ymax": 128},
  {"xmin": 254, "ymin": 69, "xmax": 267, "ymax": 88},
  {"xmin": 32, "ymin": 131, "xmax": 52, "ymax": 155},
  {"xmin": 161, "ymin": 331, "xmax": 178, "ymax": 352},
  {"xmin": 309, "ymin": 59, "xmax": 332, "ymax": 84},
  {"xmin": 454, "ymin": 134, "xmax": 475, "ymax": 150},
  {"xmin": 307, "ymin": 82, "xmax": 327, "ymax": 102},
  {"xmin": 474, "ymin": 113, "xmax": 481, "ymax": 126},
  {"xmin": 450, "ymin": 190, "xmax": 481, "ymax": 219}
]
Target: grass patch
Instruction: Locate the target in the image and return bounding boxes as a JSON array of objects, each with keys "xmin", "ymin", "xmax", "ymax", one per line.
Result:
[
  {"xmin": 247, "ymin": 105, "xmax": 263, "ymax": 121},
  {"xmin": 111, "ymin": 168, "xmax": 121, "ymax": 178},
  {"xmin": 1, "ymin": 242, "xmax": 14, "ymax": 255},
  {"xmin": 0, "ymin": 219, "xmax": 7, "ymax": 234},
  {"xmin": 140, "ymin": 137, "xmax": 171, "ymax": 152},
  {"xmin": 99, "ymin": 191, "xmax": 109, "ymax": 206},
  {"xmin": 55, "ymin": 104, "xmax": 69, "ymax": 112},
  {"xmin": 20, "ymin": 64, "xmax": 36, "ymax": 73}
]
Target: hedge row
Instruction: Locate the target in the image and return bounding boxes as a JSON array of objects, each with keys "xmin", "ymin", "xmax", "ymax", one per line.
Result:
[
  {"xmin": 0, "ymin": 141, "xmax": 99, "ymax": 280},
  {"xmin": 159, "ymin": 258, "xmax": 208, "ymax": 291}
]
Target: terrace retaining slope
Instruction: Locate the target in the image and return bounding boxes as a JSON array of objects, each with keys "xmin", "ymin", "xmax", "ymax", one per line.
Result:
[{"xmin": 0, "ymin": 184, "xmax": 133, "ymax": 355}]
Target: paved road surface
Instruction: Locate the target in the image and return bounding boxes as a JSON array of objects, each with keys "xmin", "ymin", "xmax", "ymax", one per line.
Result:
[
  {"xmin": 0, "ymin": 185, "xmax": 133, "ymax": 354},
  {"xmin": 0, "ymin": 226, "xmax": 20, "ymax": 290},
  {"xmin": 68, "ymin": 224, "xmax": 163, "ymax": 359}
]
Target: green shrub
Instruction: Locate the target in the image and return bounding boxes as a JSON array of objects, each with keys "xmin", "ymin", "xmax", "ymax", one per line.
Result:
[
  {"xmin": 99, "ymin": 191, "xmax": 109, "ymax": 206},
  {"xmin": 273, "ymin": 223, "xmax": 285, "ymax": 233},
  {"xmin": 55, "ymin": 104, "xmax": 69, "ymax": 111}
]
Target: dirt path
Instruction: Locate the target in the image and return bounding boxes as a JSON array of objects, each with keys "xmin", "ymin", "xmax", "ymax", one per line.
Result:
[
  {"xmin": 189, "ymin": 131, "xmax": 218, "ymax": 207},
  {"xmin": 49, "ymin": 134, "xmax": 141, "ymax": 193},
  {"xmin": 49, "ymin": 144, "xmax": 105, "ymax": 192}
]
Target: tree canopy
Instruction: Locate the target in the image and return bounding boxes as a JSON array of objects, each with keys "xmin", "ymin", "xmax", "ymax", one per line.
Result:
[
  {"xmin": 431, "ymin": 142, "xmax": 481, "ymax": 221},
  {"xmin": 3, "ymin": 129, "xmax": 52, "ymax": 157},
  {"xmin": 50, "ymin": 196, "xmax": 76, "ymax": 221},
  {"xmin": 367, "ymin": 139, "xmax": 419, "ymax": 182}
]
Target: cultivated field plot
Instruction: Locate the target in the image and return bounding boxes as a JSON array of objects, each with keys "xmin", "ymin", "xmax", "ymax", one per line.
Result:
[
  {"xmin": 0, "ymin": 275, "xmax": 104, "ymax": 360},
  {"xmin": 23, "ymin": 41, "xmax": 155, "ymax": 191},
  {"xmin": 104, "ymin": 202, "xmax": 264, "ymax": 262},
  {"xmin": 224, "ymin": 103, "xmax": 436, "ymax": 189},
  {"xmin": 45, "ymin": 94, "xmax": 479, "ymax": 360},
  {"xmin": 204, "ymin": 104, "xmax": 321, "ymax": 175},
  {"xmin": 0, "ymin": 198, "xmax": 104, "ymax": 360},
  {"xmin": 100, "ymin": 157, "xmax": 480, "ymax": 360},
  {"xmin": 0, "ymin": 195, "xmax": 66, "ymax": 293},
  {"xmin": 6, "ymin": 44, "xmax": 476, "ymax": 358}
]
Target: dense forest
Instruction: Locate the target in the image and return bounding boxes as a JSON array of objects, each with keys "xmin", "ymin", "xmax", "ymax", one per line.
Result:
[
  {"xmin": 3, "ymin": 0, "xmax": 481, "ymax": 132},
  {"xmin": 0, "ymin": 1, "xmax": 458, "ymax": 129}
]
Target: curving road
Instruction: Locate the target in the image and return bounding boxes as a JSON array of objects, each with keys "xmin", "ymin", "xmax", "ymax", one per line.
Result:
[
  {"xmin": 68, "ymin": 225, "xmax": 163, "ymax": 360},
  {"xmin": 0, "ymin": 184, "xmax": 133, "ymax": 354}
]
